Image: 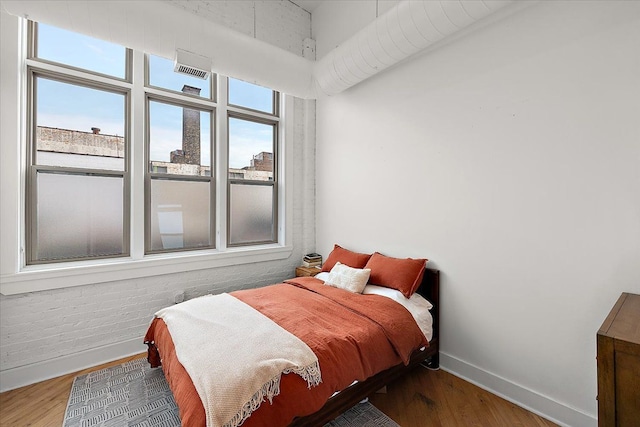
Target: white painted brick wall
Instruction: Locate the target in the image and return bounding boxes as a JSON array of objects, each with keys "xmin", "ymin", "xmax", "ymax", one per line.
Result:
[
  {"xmin": 168, "ymin": 1, "xmax": 311, "ymax": 56},
  {"xmin": 0, "ymin": 3, "xmax": 316, "ymax": 373},
  {"xmin": 255, "ymin": 1, "xmax": 310, "ymax": 56}
]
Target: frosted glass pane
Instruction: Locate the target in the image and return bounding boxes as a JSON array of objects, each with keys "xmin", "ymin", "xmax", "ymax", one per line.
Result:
[
  {"xmin": 36, "ymin": 23, "xmax": 126, "ymax": 78},
  {"xmin": 228, "ymin": 118, "xmax": 274, "ymax": 182},
  {"xmin": 229, "ymin": 184, "xmax": 274, "ymax": 245},
  {"xmin": 35, "ymin": 77, "xmax": 126, "ymax": 171},
  {"xmin": 150, "ymin": 179, "xmax": 211, "ymax": 251},
  {"xmin": 228, "ymin": 78, "xmax": 274, "ymax": 114},
  {"xmin": 35, "ymin": 173, "xmax": 124, "ymax": 261},
  {"xmin": 149, "ymin": 100, "xmax": 212, "ymax": 176}
]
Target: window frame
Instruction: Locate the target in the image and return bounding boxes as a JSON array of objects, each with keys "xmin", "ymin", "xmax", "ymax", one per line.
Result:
[
  {"xmin": 0, "ymin": 19, "xmax": 294, "ymax": 295},
  {"xmin": 30, "ymin": 21, "xmax": 132, "ymax": 83},
  {"xmin": 144, "ymin": 93, "xmax": 216, "ymax": 254},
  {"xmin": 227, "ymin": 77, "xmax": 279, "ymax": 116},
  {"xmin": 226, "ymin": 111, "xmax": 279, "ymax": 247},
  {"xmin": 25, "ymin": 67, "xmax": 132, "ymax": 265}
]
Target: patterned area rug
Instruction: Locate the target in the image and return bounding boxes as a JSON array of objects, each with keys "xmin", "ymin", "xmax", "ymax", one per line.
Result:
[
  {"xmin": 324, "ymin": 401, "xmax": 400, "ymax": 427},
  {"xmin": 63, "ymin": 358, "xmax": 399, "ymax": 427}
]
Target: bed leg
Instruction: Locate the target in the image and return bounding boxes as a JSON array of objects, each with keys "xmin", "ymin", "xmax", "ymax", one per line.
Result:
[
  {"xmin": 421, "ymin": 354, "xmax": 440, "ymax": 370},
  {"xmin": 145, "ymin": 341, "xmax": 161, "ymax": 368}
]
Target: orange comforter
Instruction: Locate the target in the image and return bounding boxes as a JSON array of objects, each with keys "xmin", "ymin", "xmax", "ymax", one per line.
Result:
[{"xmin": 144, "ymin": 276, "xmax": 427, "ymax": 427}]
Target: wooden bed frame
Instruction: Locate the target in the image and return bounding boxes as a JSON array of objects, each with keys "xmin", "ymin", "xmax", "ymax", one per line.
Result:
[{"xmin": 290, "ymin": 267, "xmax": 440, "ymax": 426}]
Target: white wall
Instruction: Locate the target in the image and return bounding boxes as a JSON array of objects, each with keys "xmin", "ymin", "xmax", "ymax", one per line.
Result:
[
  {"xmin": 314, "ymin": 1, "xmax": 640, "ymax": 425},
  {"xmin": 0, "ymin": 2, "xmax": 316, "ymax": 390}
]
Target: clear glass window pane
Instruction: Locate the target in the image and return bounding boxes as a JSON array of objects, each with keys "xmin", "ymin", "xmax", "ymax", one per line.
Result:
[
  {"xmin": 148, "ymin": 54, "xmax": 211, "ymax": 99},
  {"xmin": 149, "ymin": 100, "xmax": 212, "ymax": 176},
  {"xmin": 36, "ymin": 23, "xmax": 127, "ymax": 79},
  {"xmin": 229, "ymin": 184, "xmax": 274, "ymax": 245},
  {"xmin": 150, "ymin": 179, "xmax": 211, "ymax": 251},
  {"xmin": 35, "ymin": 172, "xmax": 124, "ymax": 261},
  {"xmin": 228, "ymin": 117, "xmax": 274, "ymax": 181},
  {"xmin": 228, "ymin": 78, "xmax": 274, "ymax": 114},
  {"xmin": 35, "ymin": 77, "xmax": 126, "ymax": 171}
]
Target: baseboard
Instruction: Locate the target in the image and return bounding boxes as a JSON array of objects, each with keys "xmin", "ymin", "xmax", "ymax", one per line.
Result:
[
  {"xmin": 0, "ymin": 338, "xmax": 145, "ymax": 393},
  {"xmin": 440, "ymin": 352, "xmax": 597, "ymax": 427}
]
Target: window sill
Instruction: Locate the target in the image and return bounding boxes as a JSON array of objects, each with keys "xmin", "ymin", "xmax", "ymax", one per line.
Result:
[{"xmin": 0, "ymin": 245, "xmax": 293, "ymax": 295}]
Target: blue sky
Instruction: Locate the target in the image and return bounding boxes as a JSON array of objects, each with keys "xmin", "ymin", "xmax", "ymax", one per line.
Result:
[{"xmin": 36, "ymin": 23, "xmax": 274, "ymax": 171}]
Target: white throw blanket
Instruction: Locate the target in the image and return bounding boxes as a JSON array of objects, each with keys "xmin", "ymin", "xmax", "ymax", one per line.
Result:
[{"xmin": 155, "ymin": 293, "xmax": 322, "ymax": 427}]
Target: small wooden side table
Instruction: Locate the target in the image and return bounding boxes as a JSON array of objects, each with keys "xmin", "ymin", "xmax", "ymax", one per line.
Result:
[{"xmin": 295, "ymin": 266, "xmax": 321, "ymax": 277}]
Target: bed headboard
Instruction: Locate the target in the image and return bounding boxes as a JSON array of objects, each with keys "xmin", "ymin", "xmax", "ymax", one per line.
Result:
[{"xmin": 416, "ymin": 268, "xmax": 440, "ymax": 342}]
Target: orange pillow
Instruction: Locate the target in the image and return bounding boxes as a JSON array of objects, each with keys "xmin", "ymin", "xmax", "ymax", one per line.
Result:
[
  {"xmin": 365, "ymin": 252, "xmax": 427, "ymax": 298},
  {"xmin": 321, "ymin": 244, "xmax": 372, "ymax": 272}
]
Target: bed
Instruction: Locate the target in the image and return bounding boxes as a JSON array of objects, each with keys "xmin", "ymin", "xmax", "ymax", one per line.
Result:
[{"xmin": 144, "ymin": 248, "xmax": 440, "ymax": 427}]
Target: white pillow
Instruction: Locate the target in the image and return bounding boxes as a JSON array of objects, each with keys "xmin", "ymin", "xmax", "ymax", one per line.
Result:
[{"xmin": 325, "ymin": 262, "xmax": 371, "ymax": 294}]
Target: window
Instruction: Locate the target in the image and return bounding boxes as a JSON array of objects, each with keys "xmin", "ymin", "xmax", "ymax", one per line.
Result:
[
  {"xmin": 228, "ymin": 116, "xmax": 277, "ymax": 245},
  {"xmin": 27, "ymin": 46, "xmax": 130, "ymax": 264},
  {"xmin": 35, "ymin": 22, "xmax": 128, "ymax": 79},
  {"xmin": 227, "ymin": 79, "xmax": 279, "ymax": 246},
  {"xmin": 24, "ymin": 22, "xmax": 283, "ymax": 267},
  {"xmin": 146, "ymin": 98, "xmax": 214, "ymax": 252},
  {"xmin": 228, "ymin": 78, "xmax": 275, "ymax": 114}
]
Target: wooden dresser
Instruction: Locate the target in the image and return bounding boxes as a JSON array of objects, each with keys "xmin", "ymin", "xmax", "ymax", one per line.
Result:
[{"xmin": 597, "ymin": 292, "xmax": 640, "ymax": 427}]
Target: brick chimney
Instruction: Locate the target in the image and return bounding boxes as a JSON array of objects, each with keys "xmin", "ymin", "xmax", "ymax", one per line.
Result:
[
  {"xmin": 91, "ymin": 127, "xmax": 100, "ymax": 134},
  {"xmin": 181, "ymin": 85, "xmax": 201, "ymax": 165}
]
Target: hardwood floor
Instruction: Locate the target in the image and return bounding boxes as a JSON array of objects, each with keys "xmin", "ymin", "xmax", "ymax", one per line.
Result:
[
  {"xmin": 369, "ymin": 365, "xmax": 557, "ymax": 427},
  {"xmin": 0, "ymin": 355, "xmax": 557, "ymax": 427}
]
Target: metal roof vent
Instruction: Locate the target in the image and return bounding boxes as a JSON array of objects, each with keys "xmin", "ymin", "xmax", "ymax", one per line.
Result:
[{"xmin": 174, "ymin": 49, "xmax": 211, "ymax": 80}]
